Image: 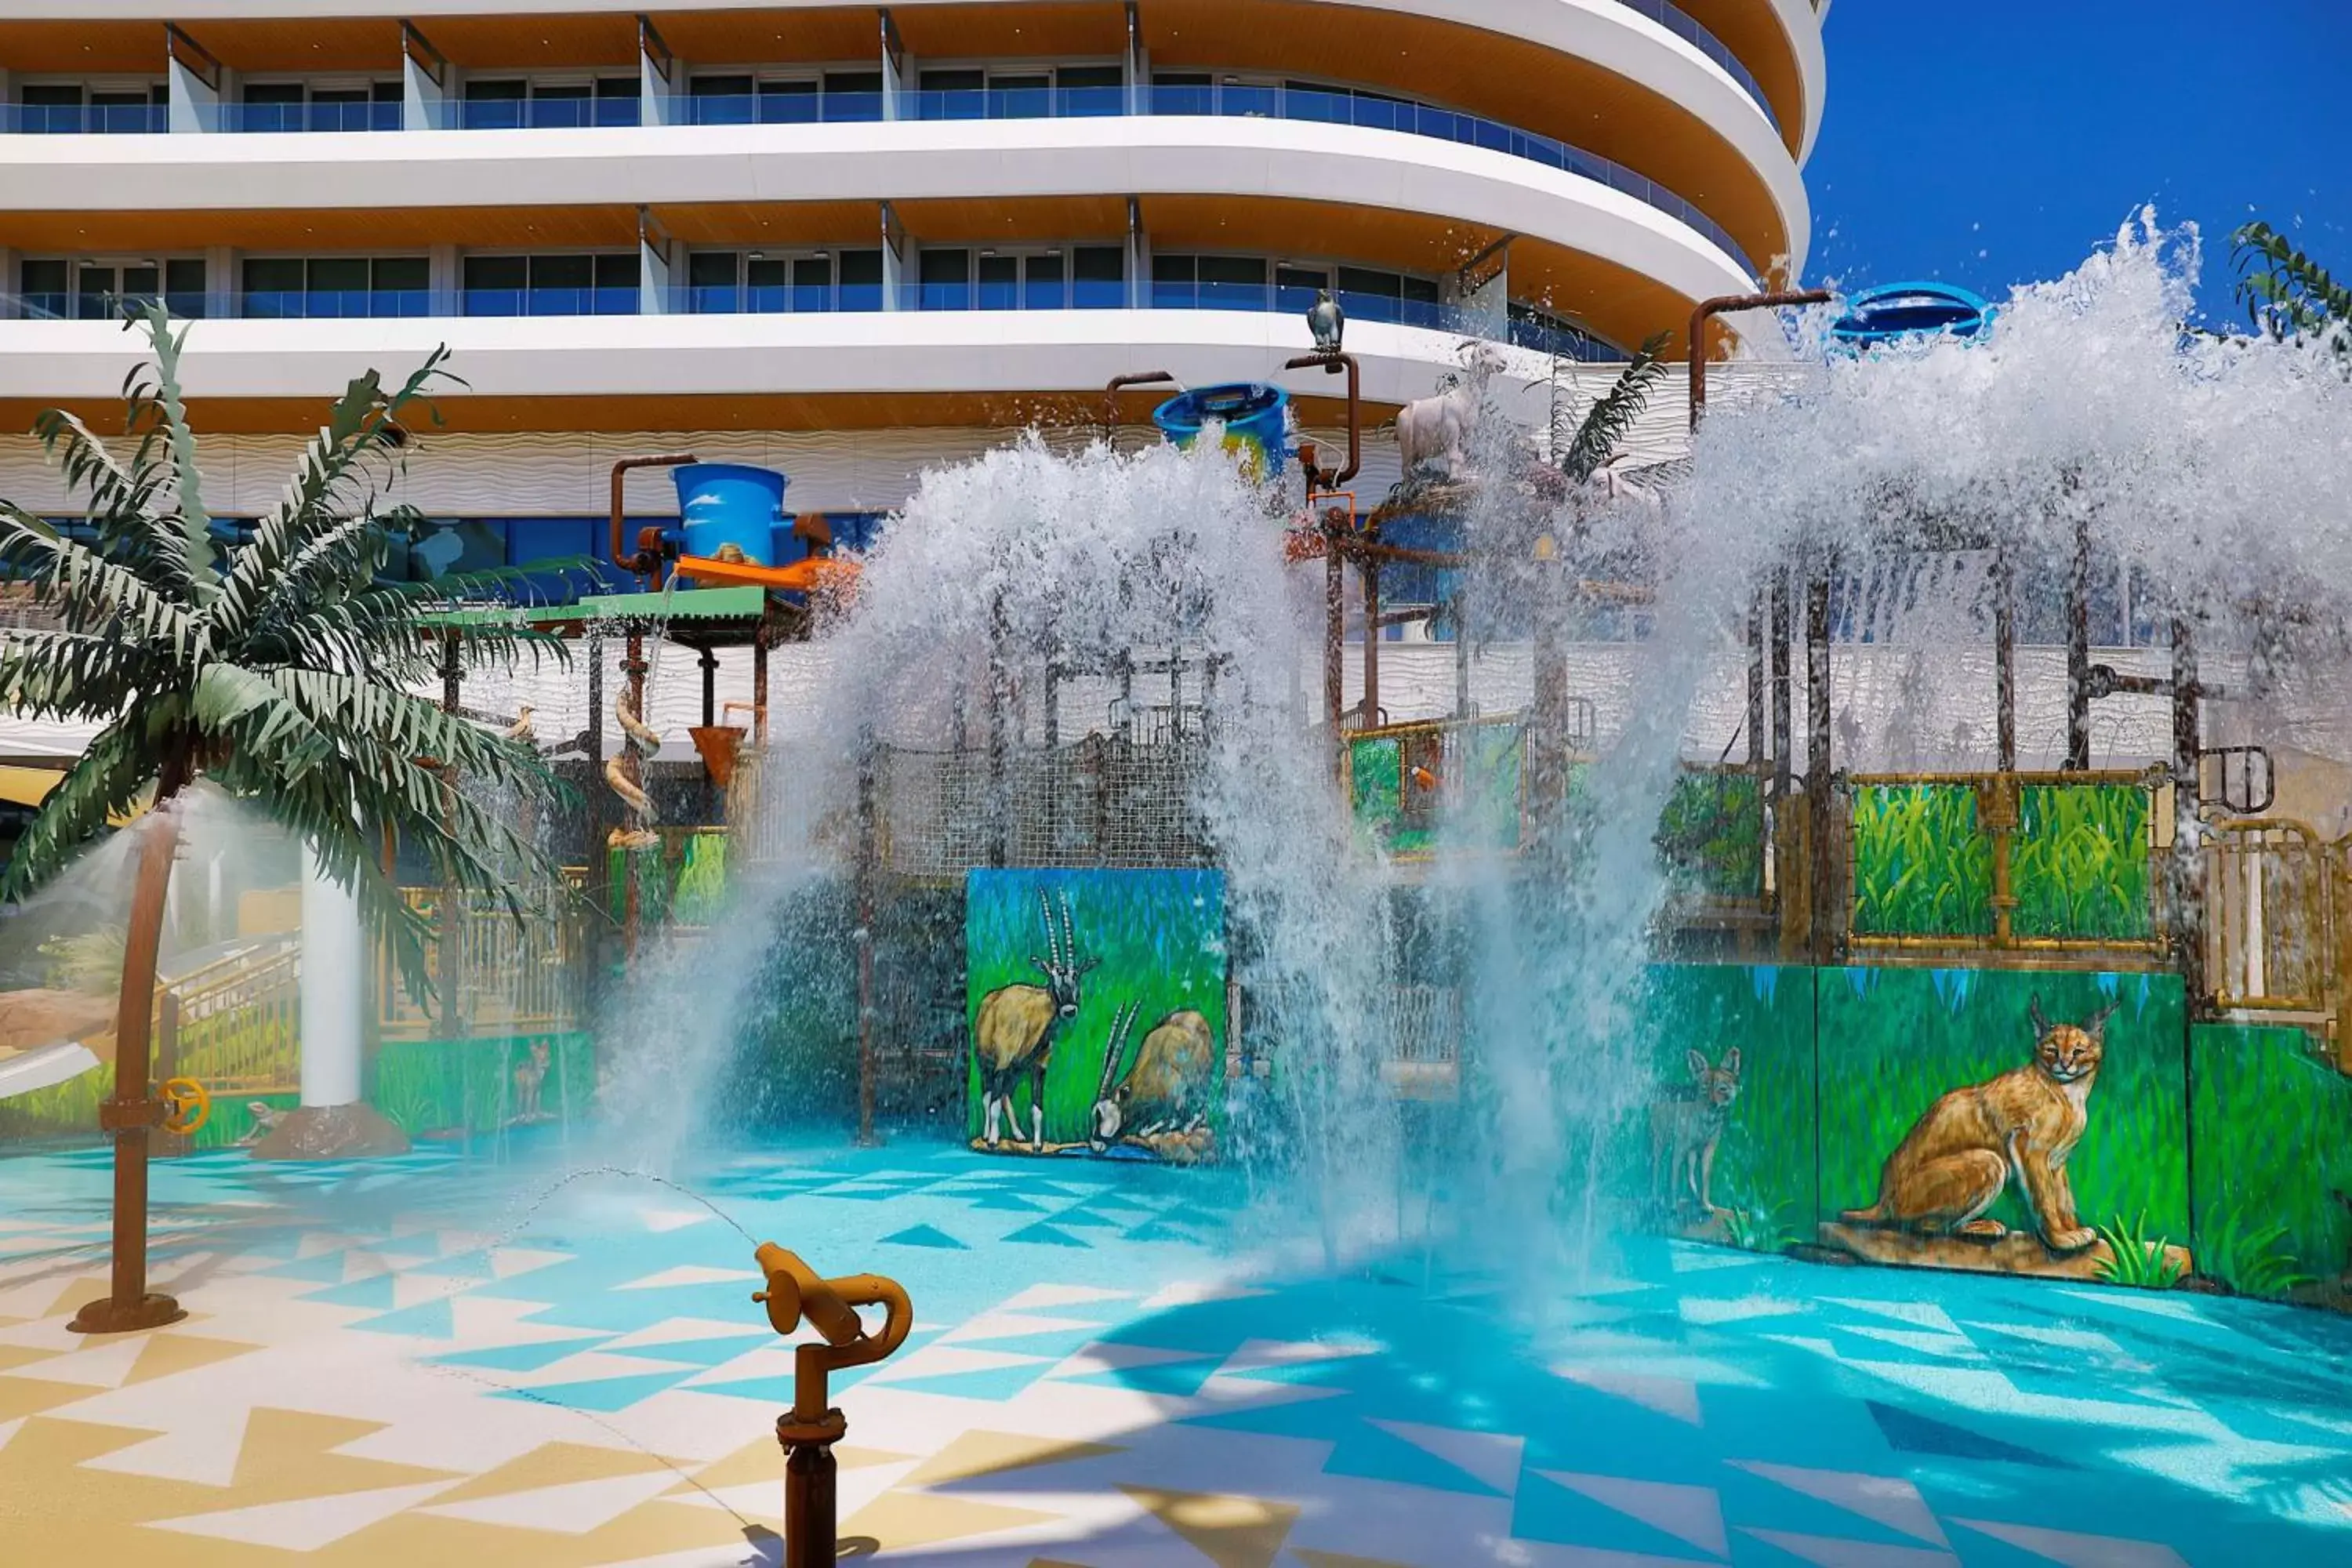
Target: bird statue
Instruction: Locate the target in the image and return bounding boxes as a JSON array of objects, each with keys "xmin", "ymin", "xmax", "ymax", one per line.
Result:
[{"xmin": 1307, "ymin": 288, "xmax": 1345, "ymax": 355}]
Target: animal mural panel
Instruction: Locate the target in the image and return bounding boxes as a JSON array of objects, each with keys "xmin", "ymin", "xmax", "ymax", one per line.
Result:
[
  {"xmin": 966, "ymin": 869, "xmax": 1227, "ymax": 1163},
  {"xmin": 1817, "ymin": 967, "xmax": 2189, "ymax": 1283},
  {"xmin": 1630, "ymin": 964, "xmax": 1819, "ymax": 1251}
]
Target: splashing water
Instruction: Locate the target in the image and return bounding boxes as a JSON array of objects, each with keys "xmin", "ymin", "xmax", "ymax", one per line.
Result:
[{"xmin": 576, "ymin": 212, "xmax": 2352, "ymax": 1318}]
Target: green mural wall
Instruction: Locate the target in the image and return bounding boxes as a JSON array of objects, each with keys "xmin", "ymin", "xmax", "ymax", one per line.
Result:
[
  {"xmin": 2190, "ymin": 1024, "xmax": 2352, "ymax": 1299},
  {"xmin": 369, "ymin": 1030, "xmax": 596, "ymax": 1140},
  {"xmin": 966, "ymin": 868, "xmax": 1225, "ymax": 1162},
  {"xmin": 1632, "ymin": 964, "xmax": 1817, "ymax": 1251}
]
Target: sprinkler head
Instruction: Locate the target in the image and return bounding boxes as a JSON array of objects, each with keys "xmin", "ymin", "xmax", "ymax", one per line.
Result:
[{"xmin": 751, "ymin": 1243, "xmax": 808, "ymax": 1336}]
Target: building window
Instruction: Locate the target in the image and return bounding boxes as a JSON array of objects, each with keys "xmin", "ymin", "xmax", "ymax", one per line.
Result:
[
  {"xmin": 242, "ymin": 256, "xmax": 428, "ymax": 319},
  {"xmin": 964, "ymin": 246, "xmax": 1124, "ymax": 310},
  {"xmin": 20, "ymin": 256, "xmax": 206, "ymax": 321},
  {"xmin": 684, "ymin": 69, "xmax": 880, "ymax": 125},
  {"xmin": 463, "ymin": 253, "xmax": 641, "ymax": 315},
  {"xmin": 11, "ymin": 81, "xmax": 168, "ymax": 134},
  {"xmin": 1153, "ymin": 253, "xmax": 1451, "ymax": 325},
  {"xmin": 1152, "ymin": 254, "xmax": 1268, "ymax": 310},
  {"xmin": 460, "ymin": 76, "xmax": 640, "ymax": 129},
  {"xmin": 1508, "ymin": 303, "xmax": 1614, "ymax": 362},
  {"xmin": 233, "ymin": 80, "xmax": 401, "ymax": 133},
  {"xmin": 685, "ymin": 250, "xmax": 840, "ymax": 314},
  {"xmin": 837, "ymin": 249, "xmax": 884, "ymax": 311},
  {"xmin": 913, "ymin": 249, "xmax": 970, "ymax": 311},
  {"xmin": 910, "ymin": 63, "xmax": 1123, "ymax": 119}
]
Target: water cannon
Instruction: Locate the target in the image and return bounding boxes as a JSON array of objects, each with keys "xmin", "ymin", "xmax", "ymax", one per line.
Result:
[{"xmin": 751, "ymin": 1241, "xmax": 913, "ymax": 1567}]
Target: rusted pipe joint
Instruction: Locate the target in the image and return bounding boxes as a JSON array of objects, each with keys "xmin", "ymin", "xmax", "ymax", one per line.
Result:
[
  {"xmin": 96, "ymin": 1098, "xmax": 165, "ymax": 1133},
  {"xmin": 775, "ymin": 1409, "xmax": 848, "ymax": 1448}
]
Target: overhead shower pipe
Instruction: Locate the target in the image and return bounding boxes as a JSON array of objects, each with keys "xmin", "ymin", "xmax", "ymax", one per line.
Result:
[
  {"xmin": 1687, "ymin": 290, "xmax": 1835, "ymax": 430},
  {"xmin": 1102, "ymin": 371, "xmax": 1179, "ymax": 441},
  {"xmin": 1283, "ymin": 350, "xmax": 1360, "ymax": 486}
]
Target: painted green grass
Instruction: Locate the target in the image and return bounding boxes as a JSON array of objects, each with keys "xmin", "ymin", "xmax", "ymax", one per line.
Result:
[
  {"xmin": 0, "ymin": 1063, "xmax": 107, "ymax": 1144},
  {"xmin": 2095, "ymin": 1210, "xmax": 2187, "ymax": 1288},
  {"xmin": 1624, "ymin": 964, "xmax": 1818, "ymax": 1231},
  {"xmin": 1817, "ymin": 968, "xmax": 2190, "ymax": 1243},
  {"xmin": 2013, "ymin": 783, "xmax": 2153, "ymax": 941},
  {"xmin": 1849, "ymin": 784, "xmax": 1994, "ymax": 937},
  {"xmin": 1349, "ymin": 729, "xmax": 1525, "ymax": 856},
  {"xmin": 965, "ymin": 869, "xmax": 1226, "ymax": 1148},
  {"xmin": 606, "ymin": 830, "xmax": 728, "ymax": 925},
  {"xmin": 1350, "ymin": 737, "xmax": 1403, "ymax": 846},
  {"xmin": 2190, "ymin": 1023, "xmax": 2352, "ymax": 1301},
  {"xmin": 1461, "ymin": 725, "xmax": 1526, "ymax": 850},
  {"xmin": 368, "ymin": 1031, "xmax": 594, "ymax": 1137},
  {"xmin": 2197, "ymin": 1201, "xmax": 2318, "ymax": 1297},
  {"xmin": 1656, "ymin": 771, "xmax": 1765, "ymax": 899}
]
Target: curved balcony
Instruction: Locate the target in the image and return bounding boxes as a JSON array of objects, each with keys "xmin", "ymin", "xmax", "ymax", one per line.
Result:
[
  {"xmin": 0, "ymin": 99, "xmax": 1766, "ymax": 287},
  {"xmin": 0, "ymin": 305, "xmax": 1574, "ymax": 437}
]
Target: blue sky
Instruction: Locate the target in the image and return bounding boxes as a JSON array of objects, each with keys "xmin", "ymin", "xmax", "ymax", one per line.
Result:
[{"xmin": 1802, "ymin": 1, "xmax": 2350, "ymax": 321}]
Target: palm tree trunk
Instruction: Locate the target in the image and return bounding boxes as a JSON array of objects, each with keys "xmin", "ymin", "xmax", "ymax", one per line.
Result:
[{"xmin": 69, "ymin": 759, "xmax": 190, "ymax": 1334}]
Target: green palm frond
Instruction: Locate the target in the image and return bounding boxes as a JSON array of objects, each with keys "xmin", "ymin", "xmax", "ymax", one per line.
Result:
[
  {"xmin": 211, "ymin": 347, "xmax": 456, "ymax": 647},
  {"xmin": 0, "ymin": 503, "xmax": 204, "ymax": 656},
  {"xmin": 127, "ymin": 307, "xmax": 219, "ymax": 590},
  {"xmin": 1558, "ymin": 331, "xmax": 1671, "ymax": 483},
  {"xmin": 0, "ymin": 307, "xmax": 572, "ymax": 1010},
  {"xmin": 2233, "ymin": 222, "xmax": 2352, "ymax": 361},
  {"xmin": 0, "ymin": 628, "xmax": 154, "ymax": 722}
]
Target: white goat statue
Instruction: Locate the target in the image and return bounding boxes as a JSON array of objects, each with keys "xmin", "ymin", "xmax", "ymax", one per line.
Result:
[{"xmin": 1396, "ymin": 345, "xmax": 1507, "ymax": 478}]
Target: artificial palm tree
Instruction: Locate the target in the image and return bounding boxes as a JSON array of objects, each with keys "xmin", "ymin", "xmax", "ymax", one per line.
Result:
[
  {"xmin": 2233, "ymin": 222, "xmax": 2350, "ymax": 366},
  {"xmin": 0, "ymin": 303, "xmax": 569, "ymax": 1333}
]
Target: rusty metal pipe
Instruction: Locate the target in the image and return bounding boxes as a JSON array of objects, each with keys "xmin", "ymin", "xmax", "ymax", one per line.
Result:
[
  {"xmin": 1688, "ymin": 291, "xmax": 1833, "ymax": 430},
  {"xmin": 1284, "ymin": 352, "xmax": 1359, "ymax": 485},
  {"xmin": 608, "ymin": 452, "xmax": 698, "ymax": 583},
  {"xmin": 1103, "ymin": 371, "xmax": 1179, "ymax": 439}
]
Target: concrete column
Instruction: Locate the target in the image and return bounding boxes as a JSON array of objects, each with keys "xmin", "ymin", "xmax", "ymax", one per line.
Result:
[
  {"xmin": 166, "ymin": 52, "xmax": 218, "ymax": 132},
  {"xmin": 402, "ymin": 35, "xmax": 448, "ymax": 130},
  {"xmin": 204, "ymin": 245, "xmax": 238, "ymax": 318},
  {"xmin": 297, "ymin": 844, "xmax": 364, "ymax": 1108},
  {"xmin": 880, "ymin": 14, "xmax": 903, "ymax": 121},
  {"xmin": 880, "ymin": 201, "xmax": 902, "ymax": 312},
  {"xmin": 1127, "ymin": 197, "xmax": 1149, "ymax": 310},
  {"xmin": 640, "ymin": 20, "xmax": 679, "ymax": 125},
  {"xmin": 1126, "ymin": 2, "xmax": 1147, "ymax": 114},
  {"xmin": 427, "ymin": 243, "xmax": 459, "ymax": 314},
  {"xmin": 253, "ymin": 844, "xmax": 408, "ymax": 1157},
  {"xmin": 640, "ymin": 223, "xmax": 671, "ymax": 315}
]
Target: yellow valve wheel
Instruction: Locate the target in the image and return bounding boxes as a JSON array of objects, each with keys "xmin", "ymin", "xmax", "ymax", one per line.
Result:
[{"xmin": 160, "ymin": 1077, "xmax": 211, "ymax": 1137}]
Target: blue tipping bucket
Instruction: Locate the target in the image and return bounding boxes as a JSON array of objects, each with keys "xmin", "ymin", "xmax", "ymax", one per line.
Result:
[
  {"xmin": 672, "ymin": 463, "xmax": 789, "ymax": 565},
  {"xmin": 1151, "ymin": 383, "xmax": 1291, "ymax": 477}
]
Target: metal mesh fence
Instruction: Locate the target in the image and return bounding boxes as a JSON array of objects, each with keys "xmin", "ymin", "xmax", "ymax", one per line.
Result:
[{"xmin": 876, "ymin": 736, "xmax": 1214, "ymax": 878}]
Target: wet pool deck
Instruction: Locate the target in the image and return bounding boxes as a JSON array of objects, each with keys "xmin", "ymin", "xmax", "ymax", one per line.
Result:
[{"xmin": 1, "ymin": 1139, "xmax": 2347, "ymax": 1566}]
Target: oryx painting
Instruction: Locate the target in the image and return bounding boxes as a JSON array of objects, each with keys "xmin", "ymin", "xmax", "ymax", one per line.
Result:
[{"xmin": 964, "ymin": 868, "xmax": 1228, "ymax": 1163}]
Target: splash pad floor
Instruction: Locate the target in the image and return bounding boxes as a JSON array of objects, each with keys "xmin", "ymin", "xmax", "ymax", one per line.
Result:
[{"xmin": 1, "ymin": 1137, "xmax": 2347, "ymax": 1566}]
